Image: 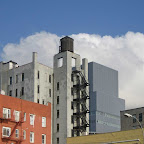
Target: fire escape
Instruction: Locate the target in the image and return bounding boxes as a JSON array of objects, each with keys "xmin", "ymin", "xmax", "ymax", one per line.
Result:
[
  {"xmin": 0, "ymin": 112, "xmax": 24, "ymax": 143},
  {"xmin": 72, "ymin": 70, "xmax": 90, "ymax": 136}
]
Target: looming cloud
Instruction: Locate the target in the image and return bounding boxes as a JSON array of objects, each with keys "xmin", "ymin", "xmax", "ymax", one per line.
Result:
[{"xmin": 1, "ymin": 31, "xmax": 144, "ymax": 109}]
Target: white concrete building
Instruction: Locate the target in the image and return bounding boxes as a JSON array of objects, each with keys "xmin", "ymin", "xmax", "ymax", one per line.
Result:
[
  {"xmin": 0, "ymin": 52, "xmax": 53, "ymax": 104},
  {"xmin": 53, "ymin": 36, "xmax": 89, "ymax": 144}
]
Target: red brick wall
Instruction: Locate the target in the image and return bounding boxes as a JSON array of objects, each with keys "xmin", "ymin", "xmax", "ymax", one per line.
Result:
[{"xmin": 0, "ymin": 94, "xmax": 51, "ymax": 144}]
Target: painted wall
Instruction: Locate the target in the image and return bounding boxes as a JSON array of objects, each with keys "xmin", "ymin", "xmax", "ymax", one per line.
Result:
[{"xmin": 0, "ymin": 94, "xmax": 51, "ymax": 144}]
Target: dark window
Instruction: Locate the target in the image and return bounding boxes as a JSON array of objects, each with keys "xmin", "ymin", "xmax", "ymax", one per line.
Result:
[
  {"xmin": 38, "ymin": 85, "xmax": 40, "ymax": 93},
  {"xmin": 57, "ymin": 124, "xmax": 59, "ymax": 132},
  {"xmin": 15, "ymin": 89, "xmax": 18, "ymax": 97},
  {"xmin": 37, "ymin": 99, "xmax": 39, "ymax": 103},
  {"xmin": 57, "ymin": 138, "xmax": 59, "ymax": 144},
  {"xmin": 21, "ymin": 87, "xmax": 24, "ymax": 95},
  {"xmin": 139, "ymin": 113, "xmax": 142, "ymax": 122},
  {"xmin": 10, "ymin": 77, "xmax": 12, "ymax": 85},
  {"xmin": 57, "ymin": 82, "xmax": 59, "ymax": 90},
  {"xmin": 57, "ymin": 96, "xmax": 59, "ymax": 104},
  {"xmin": 49, "ymin": 89, "xmax": 51, "ymax": 97},
  {"xmin": 38, "ymin": 71, "xmax": 39, "ymax": 79},
  {"xmin": 16, "ymin": 75, "xmax": 18, "ymax": 83},
  {"xmin": 22, "ymin": 73, "xmax": 24, "ymax": 81},
  {"xmin": 71, "ymin": 115, "xmax": 74, "ymax": 124},
  {"xmin": 133, "ymin": 114, "xmax": 136, "ymax": 123},
  {"xmin": 9, "ymin": 90, "xmax": 12, "ymax": 96},
  {"xmin": 71, "ymin": 88, "xmax": 74, "ymax": 96},
  {"xmin": 71, "ymin": 102, "xmax": 74, "ymax": 109},
  {"xmin": 49, "ymin": 75, "xmax": 51, "ymax": 83},
  {"xmin": 42, "ymin": 99, "xmax": 45, "ymax": 105},
  {"xmin": 71, "ymin": 74, "xmax": 74, "ymax": 82},
  {"xmin": 57, "ymin": 110, "xmax": 59, "ymax": 118},
  {"xmin": 71, "ymin": 130, "xmax": 74, "ymax": 137}
]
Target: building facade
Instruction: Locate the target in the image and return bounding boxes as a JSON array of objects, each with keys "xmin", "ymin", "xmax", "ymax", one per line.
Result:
[
  {"xmin": 121, "ymin": 107, "xmax": 144, "ymax": 131},
  {"xmin": 0, "ymin": 52, "xmax": 53, "ymax": 104},
  {"xmin": 0, "ymin": 94, "xmax": 51, "ymax": 144},
  {"xmin": 89, "ymin": 62, "xmax": 125, "ymax": 133},
  {"xmin": 53, "ymin": 36, "xmax": 89, "ymax": 144}
]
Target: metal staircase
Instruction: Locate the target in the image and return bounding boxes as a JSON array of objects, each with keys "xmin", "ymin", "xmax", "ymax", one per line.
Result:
[{"xmin": 72, "ymin": 70, "xmax": 89, "ymax": 136}]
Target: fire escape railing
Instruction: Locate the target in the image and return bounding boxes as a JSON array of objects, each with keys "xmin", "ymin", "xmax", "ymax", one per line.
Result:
[
  {"xmin": 0, "ymin": 113, "xmax": 24, "ymax": 143},
  {"xmin": 72, "ymin": 70, "xmax": 89, "ymax": 136}
]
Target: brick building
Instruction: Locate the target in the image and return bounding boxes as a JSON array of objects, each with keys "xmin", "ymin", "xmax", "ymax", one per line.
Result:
[{"xmin": 0, "ymin": 94, "xmax": 51, "ymax": 144}]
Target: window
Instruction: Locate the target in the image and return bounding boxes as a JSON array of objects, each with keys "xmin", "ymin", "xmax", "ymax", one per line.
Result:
[
  {"xmin": 30, "ymin": 132, "xmax": 34, "ymax": 143},
  {"xmin": 133, "ymin": 114, "xmax": 136, "ymax": 123},
  {"xmin": 71, "ymin": 115, "xmax": 74, "ymax": 124},
  {"xmin": 15, "ymin": 89, "xmax": 18, "ymax": 97},
  {"xmin": 37, "ymin": 99, "xmax": 39, "ymax": 103},
  {"xmin": 10, "ymin": 76, "xmax": 12, "ymax": 85},
  {"xmin": 38, "ymin": 85, "xmax": 40, "ymax": 93},
  {"xmin": 57, "ymin": 124, "xmax": 59, "ymax": 132},
  {"xmin": 15, "ymin": 129, "xmax": 19, "ymax": 138},
  {"xmin": 42, "ymin": 99, "xmax": 45, "ymax": 105},
  {"xmin": 22, "ymin": 73, "xmax": 24, "ymax": 81},
  {"xmin": 71, "ymin": 74, "xmax": 74, "ymax": 82},
  {"xmin": 139, "ymin": 113, "xmax": 142, "ymax": 122},
  {"xmin": 42, "ymin": 134, "xmax": 46, "ymax": 144},
  {"xmin": 49, "ymin": 75, "xmax": 51, "ymax": 83},
  {"xmin": 2, "ymin": 127, "xmax": 11, "ymax": 137},
  {"xmin": 71, "ymin": 102, "xmax": 74, "ymax": 109},
  {"xmin": 57, "ymin": 110, "xmax": 59, "ymax": 118},
  {"xmin": 16, "ymin": 75, "xmax": 18, "ymax": 83},
  {"xmin": 23, "ymin": 130, "xmax": 26, "ymax": 140},
  {"xmin": 49, "ymin": 89, "xmax": 51, "ymax": 97},
  {"xmin": 15, "ymin": 111, "xmax": 20, "ymax": 122},
  {"xmin": 24, "ymin": 113, "xmax": 26, "ymax": 121},
  {"xmin": 30, "ymin": 114, "xmax": 35, "ymax": 125},
  {"xmin": 3, "ymin": 108, "xmax": 11, "ymax": 119},
  {"xmin": 57, "ymin": 57, "xmax": 63, "ymax": 67},
  {"xmin": 71, "ymin": 88, "xmax": 74, "ymax": 96},
  {"xmin": 57, "ymin": 96, "xmax": 59, "ymax": 104},
  {"xmin": 9, "ymin": 90, "xmax": 12, "ymax": 96},
  {"xmin": 21, "ymin": 87, "xmax": 24, "ymax": 95},
  {"xmin": 57, "ymin": 82, "xmax": 59, "ymax": 90},
  {"xmin": 57, "ymin": 137, "xmax": 59, "ymax": 144},
  {"xmin": 42, "ymin": 117, "xmax": 46, "ymax": 127},
  {"xmin": 72, "ymin": 57, "xmax": 76, "ymax": 67},
  {"xmin": 38, "ymin": 71, "xmax": 39, "ymax": 79}
]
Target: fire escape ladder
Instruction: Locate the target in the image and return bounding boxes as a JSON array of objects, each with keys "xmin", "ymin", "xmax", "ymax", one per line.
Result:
[{"xmin": 72, "ymin": 70, "xmax": 90, "ymax": 135}]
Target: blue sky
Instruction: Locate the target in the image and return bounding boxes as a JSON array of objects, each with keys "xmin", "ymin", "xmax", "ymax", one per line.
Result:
[
  {"xmin": 1, "ymin": 1, "xmax": 144, "ymax": 108},
  {"xmin": 0, "ymin": 0, "xmax": 144, "ymax": 47}
]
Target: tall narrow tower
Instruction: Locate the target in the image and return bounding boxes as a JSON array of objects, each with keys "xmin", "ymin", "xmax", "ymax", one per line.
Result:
[{"xmin": 53, "ymin": 36, "xmax": 89, "ymax": 144}]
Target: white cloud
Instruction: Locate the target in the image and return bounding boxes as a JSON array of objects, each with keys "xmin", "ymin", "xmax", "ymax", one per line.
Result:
[{"xmin": 1, "ymin": 31, "xmax": 144, "ymax": 109}]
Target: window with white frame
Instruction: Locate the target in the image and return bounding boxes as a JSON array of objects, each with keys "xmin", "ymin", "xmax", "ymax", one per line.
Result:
[
  {"xmin": 3, "ymin": 108, "xmax": 11, "ymax": 119},
  {"xmin": 42, "ymin": 117, "xmax": 46, "ymax": 127},
  {"xmin": 23, "ymin": 130, "xmax": 26, "ymax": 140},
  {"xmin": 30, "ymin": 132, "xmax": 34, "ymax": 143},
  {"xmin": 30, "ymin": 114, "xmax": 35, "ymax": 125},
  {"xmin": 15, "ymin": 111, "xmax": 20, "ymax": 122},
  {"xmin": 24, "ymin": 112, "xmax": 26, "ymax": 121},
  {"xmin": 15, "ymin": 129, "xmax": 19, "ymax": 138},
  {"xmin": 42, "ymin": 134, "xmax": 46, "ymax": 144},
  {"xmin": 2, "ymin": 127, "xmax": 11, "ymax": 137}
]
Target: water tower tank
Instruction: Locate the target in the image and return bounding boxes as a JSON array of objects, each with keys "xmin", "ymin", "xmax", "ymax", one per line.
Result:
[{"xmin": 60, "ymin": 36, "xmax": 74, "ymax": 53}]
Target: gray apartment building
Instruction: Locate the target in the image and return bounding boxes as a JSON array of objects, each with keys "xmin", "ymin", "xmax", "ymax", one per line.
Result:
[
  {"xmin": 89, "ymin": 62, "xmax": 125, "ymax": 133},
  {"xmin": 121, "ymin": 107, "xmax": 144, "ymax": 131},
  {"xmin": 0, "ymin": 36, "xmax": 125, "ymax": 144},
  {"xmin": 0, "ymin": 52, "xmax": 53, "ymax": 104}
]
